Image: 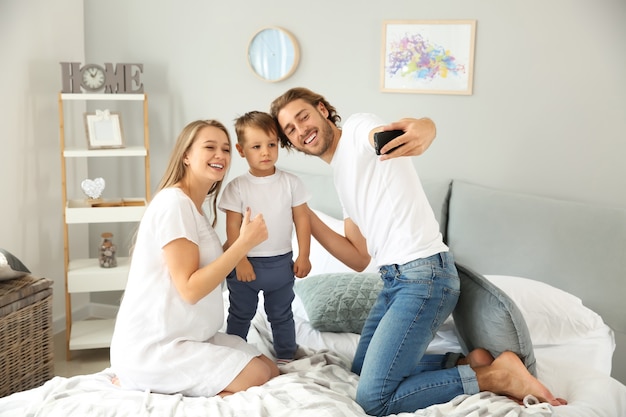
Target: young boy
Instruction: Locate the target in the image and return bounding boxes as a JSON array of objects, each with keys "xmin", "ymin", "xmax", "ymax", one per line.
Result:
[{"xmin": 218, "ymin": 111, "xmax": 312, "ymax": 365}]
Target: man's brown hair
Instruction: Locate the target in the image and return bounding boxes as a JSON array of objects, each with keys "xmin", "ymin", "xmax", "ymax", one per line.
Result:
[{"xmin": 270, "ymin": 87, "xmax": 341, "ymax": 149}]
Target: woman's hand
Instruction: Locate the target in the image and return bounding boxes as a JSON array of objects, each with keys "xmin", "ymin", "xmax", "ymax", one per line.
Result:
[
  {"xmin": 166, "ymin": 208, "xmax": 268, "ymax": 305},
  {"xmin": 238, "ymin": 207, "xmax": 268, "ymax": 250}
]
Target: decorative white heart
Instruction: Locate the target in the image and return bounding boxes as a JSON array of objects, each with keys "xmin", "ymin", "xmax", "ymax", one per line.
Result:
[{"xmin": 81, "ymin": 177, "xmax": 106, "ymax": 199}]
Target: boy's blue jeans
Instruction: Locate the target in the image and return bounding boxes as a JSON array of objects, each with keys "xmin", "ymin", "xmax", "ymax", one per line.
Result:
[
  {"xmin": 226, "ymin": 252, "xmax": 296, "ymax": 360},
  {"xmin": 352, "ymin": 252, "xmax": 478, "ymax": 416}
]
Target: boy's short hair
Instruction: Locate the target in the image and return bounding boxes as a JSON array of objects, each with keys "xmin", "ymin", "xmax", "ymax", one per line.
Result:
[{"xmin": 233, "ymin": 111, "xmax": 279, "ymax": 145}]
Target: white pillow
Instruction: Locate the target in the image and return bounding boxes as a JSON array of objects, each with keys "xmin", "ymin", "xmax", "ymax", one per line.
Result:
[
  {"xmin": 484, "ymin": 275, "xmax": 615, "ymax": 376},
  {"xmin": 484, "ymin": 275, "xmax": 614, "ymax": 346},
  {"xmin": 292, "ymin": 209, "xmax": 377, "ymax": 277}
]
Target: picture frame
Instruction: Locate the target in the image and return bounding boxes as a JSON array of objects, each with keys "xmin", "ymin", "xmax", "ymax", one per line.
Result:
[
  {"xmin": 381, "ymin": 20, "xmax": 477, "ymax": 95},
  {"xmin": 84, "ymin": 110, "xmax": 124, "ymax": 149}
]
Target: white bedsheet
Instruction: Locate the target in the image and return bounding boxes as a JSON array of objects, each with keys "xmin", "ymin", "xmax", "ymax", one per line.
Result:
[
  {"xmin": 2, "ymin": 285, "xmax": 624, "ymax": 417},
  {"xmin": 1, "ymin": 318, "xmax": 625, "ymax": 417}
]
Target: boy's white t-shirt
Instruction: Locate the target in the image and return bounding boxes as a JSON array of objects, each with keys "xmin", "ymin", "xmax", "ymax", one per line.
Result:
[
  {"xmin": 219, "ymin": 168, "xmax": 310, "ymax": 257},
  {"xmin": 330, "ymin": 113, "xmax": 447, "ymax": 267}
]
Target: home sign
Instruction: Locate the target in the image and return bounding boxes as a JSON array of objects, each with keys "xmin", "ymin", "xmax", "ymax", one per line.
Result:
[{"xmin": 60, "ymin": 62, "xmax": 144, "ymax": 94}]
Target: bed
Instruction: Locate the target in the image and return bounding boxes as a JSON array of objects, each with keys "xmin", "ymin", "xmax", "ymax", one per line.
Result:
[{"xmin": 1, "ymin": 172, "xmax": 625, "ymax": 417}]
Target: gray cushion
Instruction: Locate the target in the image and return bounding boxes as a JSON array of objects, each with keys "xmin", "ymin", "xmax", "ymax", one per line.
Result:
[
  {"xmin": 0, "ymin": 248, "xmax": 31, "ymax": 281},
  {"xmin": 295, "ymin": 266, "xmax": 537, "ymax": 378},
  {"xmin": 453, "ymin": 263, "xmax": 537, "ymax": 376},
  {"xmin": 294, "ymin": 272, "xmax": 382, "ymax": 333}
]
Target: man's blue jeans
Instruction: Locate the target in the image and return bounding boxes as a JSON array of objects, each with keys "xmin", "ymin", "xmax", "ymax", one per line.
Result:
[{"xmin": 351, "ymin": 252, "xmax": 478, "ymax": 416}]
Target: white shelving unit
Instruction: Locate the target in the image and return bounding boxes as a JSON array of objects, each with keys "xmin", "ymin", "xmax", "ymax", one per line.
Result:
[{"xmin": 58, "ymin": 92, "xmax": 151, "ymax": 359}]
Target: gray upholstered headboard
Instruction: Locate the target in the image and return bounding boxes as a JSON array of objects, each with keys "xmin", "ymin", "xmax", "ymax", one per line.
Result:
[
  {"xmin": 446, "ymin": 180, "xmax": 626, "ymax": 384},
  {"xmin": 289, "ymin": 168, "xmax": 625, "ymax": 383}
]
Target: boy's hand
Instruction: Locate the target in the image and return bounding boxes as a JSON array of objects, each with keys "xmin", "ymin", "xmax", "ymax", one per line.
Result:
[
  {"xmin": 293, "ymin": 256, "xmax": 311, "ymax": 278},
  {"xmin": 235, "ymin": 259, "xmax": 256, "ymax": 282}
]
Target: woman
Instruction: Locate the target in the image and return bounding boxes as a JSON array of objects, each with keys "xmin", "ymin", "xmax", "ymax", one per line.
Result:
[{"xmin": 110, "ymin": 120, "xmax": 279, "ymax": 397}]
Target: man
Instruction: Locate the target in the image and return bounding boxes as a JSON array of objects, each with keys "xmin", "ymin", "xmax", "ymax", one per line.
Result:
[{"xmin": 270, "ymin": 87, "xmax": 566, "ymax": 416}]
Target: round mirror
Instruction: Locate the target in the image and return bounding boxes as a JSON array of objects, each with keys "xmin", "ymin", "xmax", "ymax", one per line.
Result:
[{"xmin": 247, "ymin": 27, "xmax": 300, "ymax": 82}]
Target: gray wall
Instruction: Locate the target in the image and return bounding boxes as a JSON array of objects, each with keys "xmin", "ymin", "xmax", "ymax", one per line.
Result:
[
  {"xmin": 84, "ymin": 0, "xmax": 626, "ymax": 206},
  {"xmin": 2, "ymin": 0, "xmax": 625, "ymax": 335},
  {"xmin": 1, "ymin": 0, "xmax": 88, "ymax": 330}
]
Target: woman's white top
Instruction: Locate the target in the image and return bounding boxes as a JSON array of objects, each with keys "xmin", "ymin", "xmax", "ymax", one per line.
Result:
[{"xmin": 110, "ymin": 187, "xmax": 260, "ymax": 397}]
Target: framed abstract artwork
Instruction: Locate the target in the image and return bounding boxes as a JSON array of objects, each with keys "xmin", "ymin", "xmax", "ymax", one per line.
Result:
[{"xmin": 381, "ymin": 20, "xmax": 477, "ymax": 95}]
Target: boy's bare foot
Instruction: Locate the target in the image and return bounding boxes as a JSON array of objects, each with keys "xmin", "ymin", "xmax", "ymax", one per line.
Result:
[
  {"xmin": 475, "ymin": 351, "xmax": 567, "ymax": 406},
  {"xmin": 458, "ymin": 348, "xmax": 494, "ymax": 368}
]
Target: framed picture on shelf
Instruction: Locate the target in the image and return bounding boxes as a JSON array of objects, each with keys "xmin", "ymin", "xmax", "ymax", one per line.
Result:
[
  {"xmin": 84, "ymin": 110, "xmax": 124, "ymax": 149},
  {"xmin": 381, "ymin": 20, "xmax": 476, "ymax": 95}
]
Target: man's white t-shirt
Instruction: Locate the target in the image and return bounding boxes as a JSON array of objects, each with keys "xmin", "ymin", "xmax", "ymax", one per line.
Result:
[{"xmin": 330, "ymin": 113, "xmax": 447, "ymax": 267}]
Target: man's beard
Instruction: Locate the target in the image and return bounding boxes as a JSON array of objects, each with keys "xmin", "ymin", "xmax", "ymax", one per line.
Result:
[{"xmin": 298, "ymin": 121, "xmax": 335, "ymax": 157}]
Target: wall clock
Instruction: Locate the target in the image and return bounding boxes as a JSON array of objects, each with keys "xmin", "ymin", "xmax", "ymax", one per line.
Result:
[
  {"xmin": 247, "ymin": 27, "xmax": 300, "ymax": 82},
  {"xmin": 81, "ymin": 64, "xmax": 106, "ymax": 91}
]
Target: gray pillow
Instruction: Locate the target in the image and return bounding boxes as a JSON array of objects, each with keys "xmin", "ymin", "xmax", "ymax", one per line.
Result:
[
  {"xmin": 294, "ymin": 272, "xmax": 382, "ymax": 334},
  {"xmin": 0, "ymin": 248, "xmax": 31, "ymax": 281},
  {"xmin": 453, "ymin": 263, "xmax": 537, "ymax": 376}
]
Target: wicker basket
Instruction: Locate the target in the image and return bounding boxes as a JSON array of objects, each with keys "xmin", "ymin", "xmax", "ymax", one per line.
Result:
[{"xmin": 0, "ymin": 275, "xmax": 54, "ymax": 397}]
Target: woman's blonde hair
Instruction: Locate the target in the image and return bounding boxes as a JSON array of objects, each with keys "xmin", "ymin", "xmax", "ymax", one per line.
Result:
[{"xmin": 157, "ymin": 119, "xmax": 231, "ymax": 227}]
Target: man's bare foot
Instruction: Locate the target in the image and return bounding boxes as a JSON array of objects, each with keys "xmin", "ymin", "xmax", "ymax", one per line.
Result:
[
  {"xmin": 458, "ymin": 348, "xmax": 495, "ymax": 368},
  {"xmin": 475, "ymin": 351, "xmax": 567, "ymax": 406},
  {"xmin": 111, "ymin": 376, "xmax": 120, "ymax": 386}
]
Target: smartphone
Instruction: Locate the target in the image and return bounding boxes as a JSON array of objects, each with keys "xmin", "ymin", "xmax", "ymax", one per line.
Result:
[{"xmin": 374, "ymin": 129, "xmax": 404, "ymax": 155}]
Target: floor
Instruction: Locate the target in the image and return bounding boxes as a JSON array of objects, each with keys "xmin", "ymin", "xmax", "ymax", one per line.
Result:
[{"xmin": 53, "ymin": 331, "xmax": 111, "ymax": 377}]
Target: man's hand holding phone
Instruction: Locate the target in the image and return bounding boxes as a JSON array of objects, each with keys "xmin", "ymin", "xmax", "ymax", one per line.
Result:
[
  {"xmin": 374, "ymin": 130, "xmax": 404, "ymax": 155},
  {"xmin": 375, "ymin": 118, "xmax": 437, "ymax": 160}
]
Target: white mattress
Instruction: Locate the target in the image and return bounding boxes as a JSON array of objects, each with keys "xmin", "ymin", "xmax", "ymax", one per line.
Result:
[
  {"xmin": 1, "ymin": 317, "xmax": 624, "ymax": 417},
  {"xmin": 1, "ymin": 251, "xmax": 624, "ymax": 416}
]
